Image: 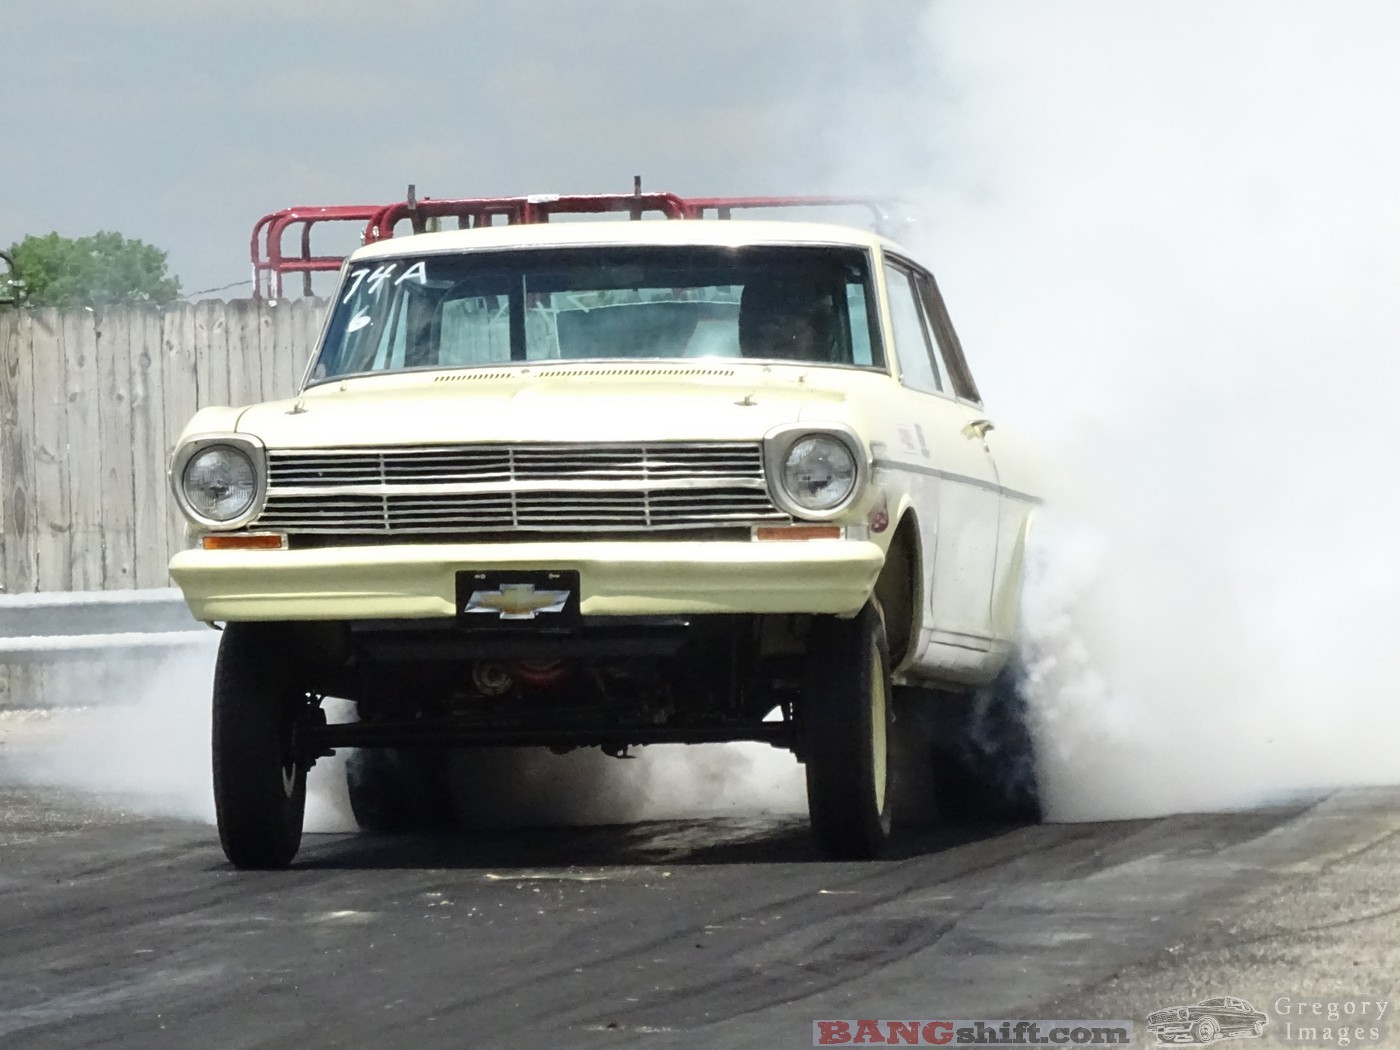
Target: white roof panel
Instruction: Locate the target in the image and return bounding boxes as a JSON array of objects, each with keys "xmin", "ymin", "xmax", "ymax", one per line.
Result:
[{"xmin": 347, "ymin": 219, "xmax": 901, "ymax": 262}]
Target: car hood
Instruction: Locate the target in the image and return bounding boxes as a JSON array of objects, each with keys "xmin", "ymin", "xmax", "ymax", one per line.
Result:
[{"xmin": 235, "ymin": 365, "xmax": 870, "ymax": 448}]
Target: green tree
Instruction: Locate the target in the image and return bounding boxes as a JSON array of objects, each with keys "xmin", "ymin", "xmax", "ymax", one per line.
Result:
[{"xmin": 0, "ymin": 231, "xmax": 181, "ymax": 309}]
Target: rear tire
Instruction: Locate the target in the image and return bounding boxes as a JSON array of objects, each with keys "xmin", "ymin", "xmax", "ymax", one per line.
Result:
[
  {"xmin": 889, "ymin": 668, "xmax": 1043, "ymax": 828},
  {"xmin": 927, "ymin": 665, "xmax": 1042, "ymax": 826},
  {"xmin": 346, "ymin": 748, "xmax": 453, "ymax": 832},
  {"xmin": 212, "ymin": 623, "xmax": 308, "ymax": 870},
  {"xmin": 802, "ymin": 603, "xmax": 894, "ymax": 859},
  {"xmin": 890, "ymin": 688, "xmax": 941, "ymax": 831}
]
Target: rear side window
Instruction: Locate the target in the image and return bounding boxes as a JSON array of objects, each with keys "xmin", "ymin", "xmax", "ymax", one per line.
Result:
[
  {"xmin": 882, "ymin": 261, "xmax": 943, "ymax": 395},
  {"xmin": 914, "ymin": 270, "xmax": 982, "ymax": 403}
]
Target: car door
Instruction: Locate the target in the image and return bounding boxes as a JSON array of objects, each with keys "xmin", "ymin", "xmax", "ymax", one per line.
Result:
[
  {"xmin": 880, "ymin": 257, "xmax": 1001, "ymax": 656},
  {"xmin": 914, "ymin": 269, "xmax": 1038, "ymax": 649}
]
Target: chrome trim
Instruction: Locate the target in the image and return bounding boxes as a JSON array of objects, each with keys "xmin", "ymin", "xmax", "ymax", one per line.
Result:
[
  {"xmin": 872, "ymin": 457, "xmax": 1043, "ymax": 505},
  {"xmin": 249, "ymin": 442, "xmax": 789, "ymax": 534},
  {"xmin": 169, "ymin": 434, "xmax": 269, "ymax": 531},
  {"xmin": 761, "ymin": 423, "xmax": 869, "ymax": 521}
]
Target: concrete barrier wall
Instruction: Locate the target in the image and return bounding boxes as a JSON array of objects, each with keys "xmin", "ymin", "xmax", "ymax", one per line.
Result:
[{"xmin": 0, "ymin": 588, "xmax": 213, "ymax": 709}]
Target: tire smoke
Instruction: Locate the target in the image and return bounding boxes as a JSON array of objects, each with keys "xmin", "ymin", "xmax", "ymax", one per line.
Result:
[
  {"xmin": 831, "ymin": 2, "xmax": 1400, "ymax": 820},
  {"xmin": 0, "ymin": 645, "xmax": 805, "ymax": 834},
  {"xmin": 0, "ymin": 642, "xmax": 220, "ymax": 823}
]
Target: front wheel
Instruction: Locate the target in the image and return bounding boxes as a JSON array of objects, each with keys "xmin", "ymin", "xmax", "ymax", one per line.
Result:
[
  {"xmin": 212, "ymin": 623, "xmax": 309, "ymax": 869},
  {"xmin": 801, "ymin": 603, "xmax": 894, "ymax": 859}
]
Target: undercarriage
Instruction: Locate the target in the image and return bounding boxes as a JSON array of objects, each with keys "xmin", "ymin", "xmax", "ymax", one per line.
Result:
[
  {"xmin": 295, "ymin": 614, "xmax": 801, "ymax": 757},
  {"xmin": 211, "ymin": 611, "xmax": 1039, "ymax": 869}
]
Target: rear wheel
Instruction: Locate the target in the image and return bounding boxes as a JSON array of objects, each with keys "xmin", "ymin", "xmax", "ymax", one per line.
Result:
[
  {"xmin": 801, "ymin": 603, "xmax": 894, "ymax": 859},
  {"xmin": 212, "ymin": 623, "xmax": 308, "ymax": 870},
  {"xmin": 346, "ymin": 748, "xmax": 454, "ymax": 832},
  {"xmin": 941, "ymin": 666, "xmax": 1042, "ymax": 825},
  {"xmin": 890, "ymin": 688, "xmax": 942, "ymax": 830},
  {"xmin": 890, "ymin": 670, "xmax": 1042, "ymax": 828}
]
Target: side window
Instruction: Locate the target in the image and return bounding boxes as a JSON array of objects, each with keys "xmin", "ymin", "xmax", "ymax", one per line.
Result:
[
  {"xmin": 915, "ymin": 271, "xmax": 982, "ymax": 403},
  {"xmin": 882, "ymin": 261, "xmax": 942, "ymax": 394}
]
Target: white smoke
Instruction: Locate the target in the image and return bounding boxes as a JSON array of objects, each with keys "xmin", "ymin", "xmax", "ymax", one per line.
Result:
[
  {"xmin": 448, "ymin": 743, "xmax": 805, "ymax": 830},
  {"xmin": 0, "ymin": 643, "xmax": 220, "ymax": 823},
  {"xmin": 0, "ymin": 646, "xmax": 804, "ymax": 834},
  {"xmin": 879, "ymin": 2, "xmax": 1400, "ymax": 819}
]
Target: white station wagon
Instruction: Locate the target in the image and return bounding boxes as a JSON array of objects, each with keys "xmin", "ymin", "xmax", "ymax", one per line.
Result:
[{"xmin": 168, "ymin": 192, "xmax": 1042, "ymax": 868}]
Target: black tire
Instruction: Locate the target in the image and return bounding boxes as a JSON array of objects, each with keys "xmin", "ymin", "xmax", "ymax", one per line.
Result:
[
  {"xmin": 346, "ymin": 748, "xmax": 454, "ymax": 832},
  {"xmin": 1192, "ymin": 1016, "xmax": 1220, "ymax": 1043},
  {"xmin": 949, "ymin": 663, "xmax": 1042, "ymax": 824},
  {"xmin": 889, "ymin": 687, "xmax": 942, "ymax": 831},
  {"xmin": 802, "ymin": 603, "xmax": 894, "ymax": 859},
  {"xmin": 212, "ymin": 623, "xmax": 308, "ymax": 869},
  {"xmin": 891, "ymin": 669, "xmax": 1042, "ymax": 828}
]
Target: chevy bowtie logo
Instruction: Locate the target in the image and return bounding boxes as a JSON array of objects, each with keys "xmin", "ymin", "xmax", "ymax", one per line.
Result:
[{"xmin": 464, "ymin": 583, "xmax": 571, "ymax": 619}]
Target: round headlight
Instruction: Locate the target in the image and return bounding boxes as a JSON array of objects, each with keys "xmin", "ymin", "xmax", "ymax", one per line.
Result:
[
  {"xmin": 781, "ymin": 435, "xmax": 858, "ymax": 512},
  {"xmin": 182, "ymin": 445, "xmax": 257, "ymax": 522}
]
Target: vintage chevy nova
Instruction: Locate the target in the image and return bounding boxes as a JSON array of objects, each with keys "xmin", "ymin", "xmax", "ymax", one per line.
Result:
[
  {"xmin": 168, "ymin": 209, "xmax": 1042, "ymax": 868},
  {"xmin": 1147, "ymin": 998, "xmax": 1269, "ymax": 1042}
]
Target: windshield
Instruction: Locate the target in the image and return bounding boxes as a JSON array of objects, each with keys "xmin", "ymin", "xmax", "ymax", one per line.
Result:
[{"xmin": 310, "ymin": 244, "xmax": 883, "ymax": 383}]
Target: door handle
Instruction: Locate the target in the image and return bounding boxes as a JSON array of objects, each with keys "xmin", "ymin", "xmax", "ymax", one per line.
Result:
[{"xmin": 963, "ymin": 418, "xmax": 995, "ymax": 439}]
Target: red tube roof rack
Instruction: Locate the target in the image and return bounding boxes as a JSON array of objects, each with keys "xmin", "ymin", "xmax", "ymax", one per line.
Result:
[{"xmin": 251, "ymin": 183, "xmax": 900, "ymax": 299}]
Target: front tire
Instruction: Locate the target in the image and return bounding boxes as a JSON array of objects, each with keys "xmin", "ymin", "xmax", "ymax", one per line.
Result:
[
  {"xmin": 802, "ymin": 603, "xmax": 894, "ymax": 859},
  {"xmin": 1191, "ymin": 1016, "xmax": 1220, "ymax": 1043},
  {"xmin": 212, "ymin": 623, "xmax": 308, "ymax": 869}
]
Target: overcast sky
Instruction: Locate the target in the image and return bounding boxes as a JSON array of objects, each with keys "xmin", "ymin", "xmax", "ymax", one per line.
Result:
[{"xmin": 3, "ymin": 0, "xmax": 932, "ymax": 294}]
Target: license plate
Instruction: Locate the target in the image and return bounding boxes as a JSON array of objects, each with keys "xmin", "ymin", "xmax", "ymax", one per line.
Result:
[{"xmin": 455, "ymin": 570, "xmax": 581, "ymax": 624}]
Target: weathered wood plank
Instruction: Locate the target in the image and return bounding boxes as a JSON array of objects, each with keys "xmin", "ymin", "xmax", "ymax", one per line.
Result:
[
  {"xmin": 161, "ymin": 304, "xmax": 200, "ymax": 574},
  {"xmin": 64, "ymin": 310, "xmax": 104, "ymax": 590},
  {"xmin": 193, "ymin": 299, "xmax": 230, "ymax": 410},
  {"xmin": 0, "ymin": 310, "xmax": 38, "ymax": 593},
  {"xmin": 257, "ymin": 300, "xmax": 280, "ymax": 403},
  {"xmin": 96, "ymin": 308, "xmax": 136, "ymax": 589},
  {"xmin": 225, "ymin": 298, "xmax": 262, "ymax": 409},
  {"xmin": 129, "ymin": 306, "xmax": 169, "ymax": 589},
  {"xmin": 273, "ymin": 299, "xmax": 299, "ymax": 400},
  {"xmin": 291, "ymin": 297, "xmax": 323, "ymax": 389},
  {"xmin": 29, "ymin": 309, "xmax": 71, "ymax": 592}
]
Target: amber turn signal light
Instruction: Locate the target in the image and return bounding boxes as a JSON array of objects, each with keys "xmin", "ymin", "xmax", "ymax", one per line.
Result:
[
  {"xmin": 753, "ymin": 525, "xmax": 842, "ymax": 541},
  {"xmin": 201, "ymin": 533, "xmax": 287, "ymax": 551}
]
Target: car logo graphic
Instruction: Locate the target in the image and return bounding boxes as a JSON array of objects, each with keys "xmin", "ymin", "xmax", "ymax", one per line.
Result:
[
  {"xmin": 1147, "ymin": 997, "xmax": 1268, "ymax": 1044},
  {"xmin": 464, "ymin": 583, "xmax": 571, "ymax": 619}
]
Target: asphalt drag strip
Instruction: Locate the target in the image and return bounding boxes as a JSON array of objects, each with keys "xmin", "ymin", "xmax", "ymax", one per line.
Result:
[{"xmin": 0, "ymin": 769, "xmax": 1398, "ymax": 1048}]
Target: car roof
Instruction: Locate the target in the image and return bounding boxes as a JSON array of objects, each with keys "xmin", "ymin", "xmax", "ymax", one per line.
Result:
[{"xmin": 347, "ymin": 219, "xmax": 905, "ymax": 263}]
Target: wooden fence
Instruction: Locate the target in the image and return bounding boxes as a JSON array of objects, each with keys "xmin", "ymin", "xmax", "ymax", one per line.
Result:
[{"xmin": 0, "ymin": 299, "xmax": 325, "ymax": 594}]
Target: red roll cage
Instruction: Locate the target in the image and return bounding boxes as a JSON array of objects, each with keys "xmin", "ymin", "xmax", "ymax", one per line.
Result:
[{"xmin": 251, "ymin": 184, "xmax": 900, "ymax": 299}]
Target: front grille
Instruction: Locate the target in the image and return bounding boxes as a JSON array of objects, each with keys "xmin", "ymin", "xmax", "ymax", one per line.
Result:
[{"xmin": 255, "ymin": 442, "xmax": 787, "ymax": 534}]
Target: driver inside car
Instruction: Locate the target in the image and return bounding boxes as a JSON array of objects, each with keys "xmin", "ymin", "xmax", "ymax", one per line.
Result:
[{"xmin": 738, "ymin": 273, "xmax": 839, "ymax": 362}]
